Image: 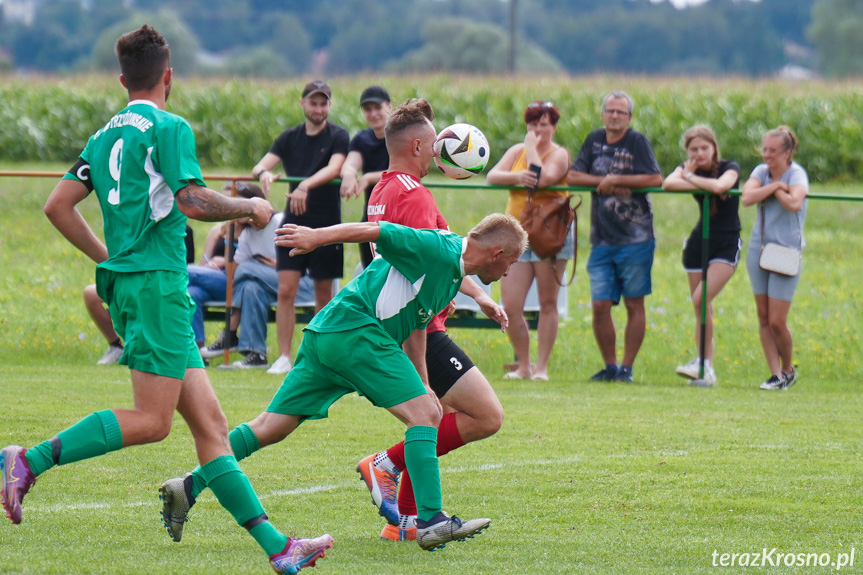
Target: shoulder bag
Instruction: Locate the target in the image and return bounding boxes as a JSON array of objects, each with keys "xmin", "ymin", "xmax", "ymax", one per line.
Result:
[
  {"xmin": 518, "ymin": 192, "xmax": 582, "ymax": 285},
  {"xmin": 758, "ymin": 201, "xmax": 801, "ymax": 277}
]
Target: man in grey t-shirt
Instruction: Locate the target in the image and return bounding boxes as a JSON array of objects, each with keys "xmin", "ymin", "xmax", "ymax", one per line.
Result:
[{"xmin": 568, "ymin": 91, "xmax": 662, "ymax": 383}]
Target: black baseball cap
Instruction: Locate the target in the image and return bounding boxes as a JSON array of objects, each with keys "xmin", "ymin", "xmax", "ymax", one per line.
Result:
[
  {"xmin": 359, "ymin": 85, "xmax": 390, "ymax": 106},
  {"xmin": 302, "ymin": 80, "xmax": 331, "ymax": 100}
]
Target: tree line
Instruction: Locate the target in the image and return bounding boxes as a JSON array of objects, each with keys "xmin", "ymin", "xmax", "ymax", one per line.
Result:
[{"xmin": 0, "ymin": 0, "xmax": 858, "ymax": 77}]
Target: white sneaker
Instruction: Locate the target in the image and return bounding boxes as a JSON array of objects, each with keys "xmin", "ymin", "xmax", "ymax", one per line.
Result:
[
  {"xmin": 266, "ymin": 354, "xmax": 292, "ymax": 375},
  {"xmin": 675, "ymin": 358, "xmax": 700, "ymax": 379},
  {"xmin": 703, "ymin": 366, "xmax": 716, "ymax": 385},
  {"xmin": 759, "ymin": 374, "xmax": 784, "ymax": 390},
  {"xmin": 97, "ymin": 344, "xmax": 124, "ymax": 365}
]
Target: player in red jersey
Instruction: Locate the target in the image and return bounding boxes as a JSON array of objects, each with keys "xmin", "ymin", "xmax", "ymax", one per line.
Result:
[{"xmin": 356, "ymin": 98, "xmax": 508, "ymax": 541}]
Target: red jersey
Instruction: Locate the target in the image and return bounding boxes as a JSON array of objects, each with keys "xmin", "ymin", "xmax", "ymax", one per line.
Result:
[{"xmin": 367, "ymin": 171, "xmax": 452, "ymax": 333}]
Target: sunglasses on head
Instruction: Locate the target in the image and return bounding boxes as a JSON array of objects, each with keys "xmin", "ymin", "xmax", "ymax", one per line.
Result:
[{"xmin": 528, "ymin": 101, "xmax": 555, "ymax": 109}]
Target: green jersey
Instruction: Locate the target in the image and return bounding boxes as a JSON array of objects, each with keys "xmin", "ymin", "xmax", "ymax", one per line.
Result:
[
  {"xmin": 307, "ymin": 221, "xmax": 465, "ymax": 345},
  {"xmin": 63, "ymin": 100, "xmax": 204, "ymax": 273}
]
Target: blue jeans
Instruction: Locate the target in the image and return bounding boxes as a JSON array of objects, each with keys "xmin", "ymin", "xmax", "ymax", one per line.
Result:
[
  {"xmin": 587, "ymin": 240, "xmax": 655, "ymax": 304},
  {"xmin": 187, "ymin": 264, "xmax": 227, "ymax": 344},
  {"xmin": 233, "ymin": 261, "xmax": 279, "ymax": 356},
  {"xmin": 232, "ymin": 261, "xmax": 315, "ymax": 355}
]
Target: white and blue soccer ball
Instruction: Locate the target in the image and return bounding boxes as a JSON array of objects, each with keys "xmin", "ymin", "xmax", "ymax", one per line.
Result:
[{"xmin": 433, "ymin": 123, "xmax": 491, "ymax": 180}]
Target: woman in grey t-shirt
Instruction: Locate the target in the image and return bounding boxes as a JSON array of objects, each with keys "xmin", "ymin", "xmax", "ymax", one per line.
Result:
[{"xmin": 741, "ymin": 126, "xmax": 808, "ymax": 391}]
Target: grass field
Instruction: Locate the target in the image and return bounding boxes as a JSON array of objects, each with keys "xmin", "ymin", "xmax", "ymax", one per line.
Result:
[{"xmin": 1, "ymin": 165, "xmax": 862, "ymax": 574}]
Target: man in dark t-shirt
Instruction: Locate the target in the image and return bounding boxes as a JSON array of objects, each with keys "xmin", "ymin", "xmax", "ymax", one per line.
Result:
[
  {"xmin": 568, "ymin": 91, "xmax": 662, "ymax": 383},
  {"xmin": 251, "ymin": 80, "xmax": 349, "ymax": 374},
  {"xmin": 339, "ymin": 85, "xmax": 392, "ymax": 268}
]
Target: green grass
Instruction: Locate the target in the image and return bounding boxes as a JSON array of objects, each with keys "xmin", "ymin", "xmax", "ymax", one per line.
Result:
[{"xmin": 1, "ymin": 167, "xmax": 862, "ymax": 574}]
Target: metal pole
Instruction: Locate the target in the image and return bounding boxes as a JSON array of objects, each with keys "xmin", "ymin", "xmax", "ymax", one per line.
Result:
[
  {"xmin": 222, "ymin": 182, "xmax": 238, "ymax": 366},
  {"xmin": 690, "ymin": 195, "xmax": 712, "ymax": 387}
]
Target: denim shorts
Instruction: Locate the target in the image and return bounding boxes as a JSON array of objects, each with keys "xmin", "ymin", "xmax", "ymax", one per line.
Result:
[
  {"xmin": 586, "ymin": 240, "xmax": 655, "ymax": 304},
  {"xmin": 519, "ymin": 223, "xmax": 576, "ymax": 262}
]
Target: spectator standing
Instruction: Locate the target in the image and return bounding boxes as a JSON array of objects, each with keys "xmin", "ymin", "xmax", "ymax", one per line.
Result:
[
  {"xmin": 567, "ymin": 91, "xmax": 662, "ymax": 383},
  {"xmin": 663, "ymin": 126, "xmax": 741, "ymax": 385},
  {"xmin": 486, "ymin": 100, "xmax": 572, "ymax": 381},
  {"xmin": 741, "ymin": 126, "xmax": 808, "ymax": 390},
  {"xmin": 251, "ymin": 81, "xmax": 349, "ymax": 374},
  {"xmin": 340, "ymin": 85, "xmax": 392, "ymax": 268}
]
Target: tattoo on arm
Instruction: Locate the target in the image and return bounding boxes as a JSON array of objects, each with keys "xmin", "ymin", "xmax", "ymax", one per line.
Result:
[{"xmin": 176, "ymin": 184, "xmax": 250, "ymax": 222}]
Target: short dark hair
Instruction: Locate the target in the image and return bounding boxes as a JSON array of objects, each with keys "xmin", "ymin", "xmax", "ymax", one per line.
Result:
[
  {"xmin": 385, "ymin": 98, "xmax": 435, "ymax": 141},
  {"xmin": 115, "ymin": 25, "xmax": 170, "ymax": 93},
  {"xmin": 234, "ymin": 181, "xmax": 264, "ymax": 200}
]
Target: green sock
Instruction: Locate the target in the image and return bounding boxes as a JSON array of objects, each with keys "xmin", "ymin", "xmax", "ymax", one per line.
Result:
[
  {"xmin": 189, "ymin": 424, "xmax": 259, "ymax": 500},
  {"xmin": 199, "ymin": 455, "xmax": 287, "ymax": 556},
  {"xmin": 229, "ymin": 423, "xmax": 260, "ymax": 462},
  {"xmin": 404, "ymin": 425, "xmax": 441, "ymax": 522},
  {"xmin": 25, "ymin": 410, "xmax": 123, "ymax": 476},
  {"xmin": 188, "ymin": 465, "xmax": 206, "ymax": 501}
]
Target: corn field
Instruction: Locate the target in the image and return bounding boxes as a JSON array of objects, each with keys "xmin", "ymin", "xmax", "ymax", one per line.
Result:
[{"xmin": 2, "ymin": 74, "xmax": 862, "ymax": 182}]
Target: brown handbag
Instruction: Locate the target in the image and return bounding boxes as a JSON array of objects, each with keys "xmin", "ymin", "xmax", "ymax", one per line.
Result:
[
  {"xmin": 519, "ymin": 193, "xmax": 580, "ymax": 259},
  {"xmin": 518, "ymin": 193, "xmax": 581, "ymax": 285}
]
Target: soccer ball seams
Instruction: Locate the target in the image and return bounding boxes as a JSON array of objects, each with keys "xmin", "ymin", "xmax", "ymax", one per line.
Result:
[{"xmin": 434, "ymin": 123, "xmax": 490, "ymax": 179}]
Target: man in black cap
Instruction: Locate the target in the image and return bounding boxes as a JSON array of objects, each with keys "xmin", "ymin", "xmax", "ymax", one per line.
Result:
[
  {"xmin": 339, "ymin": 85, "xmax": 392, "ymax": 268},
  {"xmin": 242, "ymin": 81, "xmax": 349, "ymax": 374}
]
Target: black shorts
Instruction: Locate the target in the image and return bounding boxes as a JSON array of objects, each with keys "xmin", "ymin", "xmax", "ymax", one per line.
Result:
[
  {"xmin": 682, "ymin": 233, "xmax": 741, "ymax": 272},
  {"xmin": 426, "ymin": 331, "xmax": 475, "ymax": 399},
  {"xmin": 277, "ymin": 242, "xmax": 343, "ymax": 278}
]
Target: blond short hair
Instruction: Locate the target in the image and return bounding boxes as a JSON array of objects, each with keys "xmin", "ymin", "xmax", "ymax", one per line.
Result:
[{"xmin": 468, "ymin": 213, "xmax": 528, "ymax": 257}]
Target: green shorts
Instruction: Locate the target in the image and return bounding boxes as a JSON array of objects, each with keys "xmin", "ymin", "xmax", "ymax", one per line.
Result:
[
  {"xmin": 96, "ymin": 268, "xmax": 204, "ymax": 379},
  {"xmin": 266, "ymin": 324, "xmax": 427, "ymax": 421}
]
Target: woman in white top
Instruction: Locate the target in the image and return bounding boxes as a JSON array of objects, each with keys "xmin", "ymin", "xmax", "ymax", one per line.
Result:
[{"xmin": 741, "ymin": 126, "xmax": 808, "ymax": 390}]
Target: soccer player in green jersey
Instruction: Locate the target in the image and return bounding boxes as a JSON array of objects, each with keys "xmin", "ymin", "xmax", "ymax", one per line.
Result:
[
  {"xmin": 163, "ymin": 214, "xmax": 525, "ymax": 553},
  {"xmin": 0, "ymin": 25, "xmax": 332, "ymax": 574},
  {"xmin": 160, "ymin": 102, "xmax": 525, "ymax": 555}
]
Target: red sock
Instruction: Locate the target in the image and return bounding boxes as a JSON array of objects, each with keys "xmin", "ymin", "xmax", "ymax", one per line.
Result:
[
  {"xmin": 394, "ymin": 413, "xmax": 466, "ymax": 517},
  {"xmin": 435, "ymin": 412, "xmax": 466, "ymax": 455},
  {"xmin": 398, "ymin": 471, "xmax": 418, "ymax": 516}
]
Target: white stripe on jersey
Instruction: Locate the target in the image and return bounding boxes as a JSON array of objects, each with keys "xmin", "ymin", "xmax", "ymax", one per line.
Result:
[
  {"xmin": 375, "ymin": 267, "xmax": 425, "ymax": 321},
  {"xmin": 144, "ymin": 146, "xmax": 175, "ymax": 222},
  {"xmin": 396, "ymin": 173, "xmax": 419, "ymax": 190}
]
